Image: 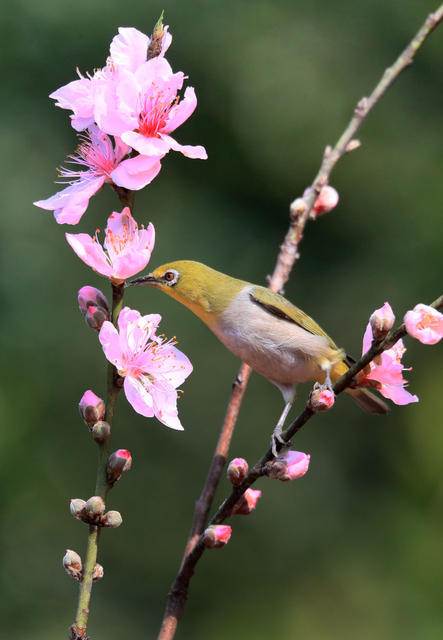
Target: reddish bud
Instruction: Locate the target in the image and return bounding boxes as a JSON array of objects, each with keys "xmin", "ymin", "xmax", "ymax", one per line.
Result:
[
  {"xmin": 70, "ymin": 498, "xmax": 86, "ymax": 519},
  {"xmin": 78, "ymin": 286, "xmax": 110, "ymax": 331},
  {"xmin": 102, "ymin": 510, "xmax": 123, "ymax": 528},
  {"xmin": 79, "ymin": 390, "xmax": 105, "ymax": 428},
  {"xmin": 91, "ymin": 420, "xmax": 111, "ymax": 442},
  {"xmin": 232, "ymin": 489, "xmax": 262, "ymax": 515},
  {"xmin": 92, "ymin": 563, "xmax": 104, "ymax": 582},
  {"xmin": 265, "ymin": 450, "xmax": 310, "ymax": 482},
  {"xmin": 85, "ymin": 496, "xmax": 106, "ymax": 517},
  {"xmin": 304, "ymin": 186, "xmax": 339, "ymax": 216},
  {"xmin": 202, "ymin": 525, "xmax": 232, "ymax": 548},
  {"xmin": 308, "ymin": 385, "xmax": 335, "ymax": 412},
  {"xmin": 107, "ymin": 449, "xmax": 132, "ymax": 485},
  {"xmin": 227, "ymin": 458, "xmax": 249, "ymax": 485},
  {"xmin": 370, "ymin": 302, "xmax": 395, "ymax": 340},
  {"xmin": 63, "ymin": 549, "xmax": 82, "ymax": 581}
]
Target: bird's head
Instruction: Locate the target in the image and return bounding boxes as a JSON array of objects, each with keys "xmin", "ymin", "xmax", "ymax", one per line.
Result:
[{"xmin": 128, "ymin": 260, "xmax": 245, "ymax": 326}]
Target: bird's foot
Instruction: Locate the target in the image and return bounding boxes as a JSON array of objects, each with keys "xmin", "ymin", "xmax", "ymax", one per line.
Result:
[{"xmin": 271, "ymin": 425, "xmax": 287, "ymax": 457}]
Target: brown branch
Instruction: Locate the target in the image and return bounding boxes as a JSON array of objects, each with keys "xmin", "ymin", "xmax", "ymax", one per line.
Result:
[{"xmin": 157, "ymin": 7, "xmax": 443, "ymax": 639}]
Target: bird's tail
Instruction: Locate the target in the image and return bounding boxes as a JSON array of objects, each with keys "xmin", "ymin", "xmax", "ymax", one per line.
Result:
[{"xmin": 345, "ymin": 387, "xmax": 389, "ymax": 414}]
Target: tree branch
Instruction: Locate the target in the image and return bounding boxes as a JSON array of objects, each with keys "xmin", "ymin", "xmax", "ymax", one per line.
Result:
[{"xmin": 157, "ymin": 7, "xmax": 443, "ymax": 639}]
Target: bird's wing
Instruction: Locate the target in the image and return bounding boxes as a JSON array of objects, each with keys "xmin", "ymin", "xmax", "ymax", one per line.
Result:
[{"xmin": 249, "ymin": 286, "xmax": 338, "ymax": 348}]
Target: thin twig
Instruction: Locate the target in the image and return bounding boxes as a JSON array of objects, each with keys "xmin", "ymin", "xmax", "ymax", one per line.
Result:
[{"xmin": 157, "ymin": 7, "xmax": 443, "ymax": 639}]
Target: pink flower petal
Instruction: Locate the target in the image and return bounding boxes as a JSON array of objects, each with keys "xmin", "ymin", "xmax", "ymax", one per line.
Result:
[
  {"xmin": 109, "ymin": 27, "xmax": 149, "ymax": 72},
  {"xmin": 121, "ymin": 131, "xmax": 170, "ymax": 156},
  {"xmin": 160, "ymin": 134, "xmax": 208, "ymax": 159},
  {"xmin": 50, "ymin": 77, "xmax": 94, "ymax": 120},
  {"xmin": 163, "ymin": 86, "xmax": 198, "ymax": 133},
  {"xmin": 111, "ymin": 154, "xmax": 163, "ymax": 190},
  {"xmin": 34, "ymin": 176, "xmax": 105, "ymax": 225},
  {"xmin": 124, "ymin": 375, "xmax": 155, "ymax": 418},
  {"xmin": 65, "ymin": 232, "xmax": 112, "ymax": 276},
  {"xmin": 98, "ymin": 321, "xmax": 123, "ymax": 369},
  {"xmin": 93, "ymin": 67, "xmax": 139, "ymax": 136}
]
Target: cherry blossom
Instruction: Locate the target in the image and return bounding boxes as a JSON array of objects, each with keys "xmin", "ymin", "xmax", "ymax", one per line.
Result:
[
  {"xmin": 361, "ymin": 322, "xmax": 418, "ymax": 405},
  {"xmin": 66, "ymin": 208, "xmax": 155, "ymax": 283},
  {"xmin": 99, "ymin": 307, "xmax": 192, "ymax": 429},
  {"xmin": 404, "ymin": 304, "xmax": 443, "ymax": 345}
]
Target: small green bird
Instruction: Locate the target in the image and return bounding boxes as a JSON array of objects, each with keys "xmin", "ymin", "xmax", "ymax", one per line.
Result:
[{"xmin": 130, "ymin": 261, "xmax": 388, "ymax": 452}]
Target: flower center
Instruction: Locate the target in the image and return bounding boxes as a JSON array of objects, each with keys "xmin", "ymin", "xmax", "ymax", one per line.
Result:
[
  {"xmin": 417, "ymin": 312, "xmax": 439, "ymax": 331},
  {"xmin": 58, "ymin": 129, "xmax": 122, "ymax": 183},
  {"xmin": 137, "ymin": 86, "xmax": 179, "ymax": 137}
]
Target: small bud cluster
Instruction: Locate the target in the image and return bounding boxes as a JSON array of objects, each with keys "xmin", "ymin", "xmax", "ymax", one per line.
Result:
[
  {"xmin": 78, "ymin": 286, "xmax": 111, "ymax": 331},
  {"xmin": 70, "ymin": 497, "xmax": 123, "ymax": 528},
  {"xmin": 202, "ymin": 525, "xmax": 232, "ymax": 549},
  {"xmin": 265, "ymin": 450, "xmax": 310, "ymax": 482}
]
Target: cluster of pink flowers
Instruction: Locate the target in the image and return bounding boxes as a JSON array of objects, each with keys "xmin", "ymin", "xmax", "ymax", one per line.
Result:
[{"xmin": 34, "ymin": 26, "xmax": 207, "ymax": 224}]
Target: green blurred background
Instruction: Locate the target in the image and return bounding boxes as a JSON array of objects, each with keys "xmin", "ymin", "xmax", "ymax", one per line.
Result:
[{"xmin": 2, "ymin": 0, "xmax": 443, "ymax": 638}]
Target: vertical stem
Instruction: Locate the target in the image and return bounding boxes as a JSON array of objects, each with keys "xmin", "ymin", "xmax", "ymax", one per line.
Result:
[{"xmin": 70, "ymin": 282, "xmax": 125, "ymax": 639}]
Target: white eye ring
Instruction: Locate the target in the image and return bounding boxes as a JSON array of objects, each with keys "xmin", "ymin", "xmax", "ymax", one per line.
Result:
[{"xmin": 163, "ymin": 269, "xmax": 179, "ymax": 286}]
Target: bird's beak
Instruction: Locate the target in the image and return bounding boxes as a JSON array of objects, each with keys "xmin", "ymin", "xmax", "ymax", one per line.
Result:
[{"xmin": 125, "ymin": 274, "xmax": 159, "ymax": 288}]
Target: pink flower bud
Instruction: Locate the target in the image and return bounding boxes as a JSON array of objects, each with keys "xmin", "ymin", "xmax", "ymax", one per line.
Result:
[
  {"xmin": 85, "ymin": 496, "xmax": 106, "ymax": 517},
  {"xmin": 227, "ymin": 458, "xmax": 249, "ymax": 485},
  {"xmin": 232, "ymin": 489, "xmax": 262, "ymax": 515},
  {"xmin": 304, "ymin": 186, "xmax": 339, "ymax": 216},
  {"xmin": 202, "ymin": 525, "xmax": 232, "ymax": 548},
  {"xmin": 102, "ymin": 510, "xmax": 123, "ymax": 528},
  {"xmin": 70, "ymin": 498, "xmax": 86, "ymax": 519},
  {"xmin": 79, "ymin": 390, "xmax": 105, "ymax": 428},
  {"xmin": 92, "ymin": 563, "xmax": 104, "ymax": 582},
  {"xmin": 107, "ymin": 449, "xmax": 132, "ymax": 486},
  {"xmin": 404, "ymin": 304, "xmax": 443, "ymax": 345},
  {"xmin": 78, "ymin": 286, "xmax": 110, "ymax": 331},
  {"xmin": 265, "ymin": 450, "xmax": 310, "ymax": 482},
  {"xmin": 91, "ymin": 420, "xmax": 111, "ymax": 442},
  {"xmin": 63, "ymin": 549, "xmax": 82, "ymax": 581},
  {"xmin": 370, "ymin": 302, "xmax": 395, "ymax": 340},
  {"xmin": 308, "ymin": 386, "xmax": 335, "ymax": 412}
]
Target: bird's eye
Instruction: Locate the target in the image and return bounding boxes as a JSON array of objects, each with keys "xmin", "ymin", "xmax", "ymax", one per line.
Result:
[{"xmin": 164, "ymin": 271, "xmax": 176, "ymax": 283}]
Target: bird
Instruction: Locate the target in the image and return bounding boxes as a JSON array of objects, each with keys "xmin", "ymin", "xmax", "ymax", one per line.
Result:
[{"xmin": 129, "ymin": 260, "xmax": 388, "ymax": 453}]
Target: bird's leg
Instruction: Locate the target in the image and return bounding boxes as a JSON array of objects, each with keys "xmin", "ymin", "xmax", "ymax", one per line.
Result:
[{"xmin": 271, "ymin": 400, "xmax": 293, "ymax": 457}]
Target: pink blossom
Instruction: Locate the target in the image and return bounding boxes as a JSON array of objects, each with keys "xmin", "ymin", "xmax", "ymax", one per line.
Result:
[
  {"xmin": 78, "ymin": 285, "xmax": 110, "ymax": 331},
  {"xmin": 404, "ymin": 304, "xmax": 443, "ymax": 345},
  {"xmin": 232, "ymin": 489, "xmax": 262, "ymax": 515},
  {"xmin": 361, "ymin": 323, "xmax": 418, "ymax": 405},
  {"xmin": 370, "ymin": 301, "xmax": 395, "ymax": 340},
  {"xmin": 34, "ymin": 126, "xmax": 131, "ymax": 224},
  {"xmin": 309, "ymin": 386, "xmax": 335, "ymax": 412},
  {"xmin": 266, "ymin": 450, "xmax": 311, "ymax": 482},
  {"xmin": 203, "ymin": 525, "xmax": 232, "ymax": 548},
  {"xmin": 99, "ymin": 307, "xmax": 192, "ymax": 429},
  {"xmin": 66, "ymin": 208, "xmax": 155, "ymax": 283}
]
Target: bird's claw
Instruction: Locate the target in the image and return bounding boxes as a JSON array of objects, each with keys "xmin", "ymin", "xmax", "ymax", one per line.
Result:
[{"xmin": 271, "ymin": 426, "xmax": 286, "ymax": 457}]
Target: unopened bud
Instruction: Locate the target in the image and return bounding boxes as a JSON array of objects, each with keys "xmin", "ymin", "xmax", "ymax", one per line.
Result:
[
  {"xmin": 102, "ymin": 510, "xmax": 123, "ymax": 528},
  {"xmin": 290, "ymin": 197, "xmax": 307, "ymax": 217},
  {"xmin": 107, "ymin": 449, "xmax": 132, "ymax": 485},
  {"xmin": 92, "ymin": 563, "xmax": 104, "ymax": 582},
  {"xmin": 92, "ymin": 420, "xmax": 111, "ymax": 442},
  {"xmin": 63, "ymin": 549, "xmax": 83, "ymax": 581},
  {"xmin": 265, "ymin": 450, "xmax": 310, "ymax": 482},
  {"xmin": 232, "ymin": 489, "xmax": 262, "ymax": 516},
  {"xmin": 370, "ymin": 302, "xmax": 395, "ymax": 340},
  {"xmin": 79, "ymin": 390, "xmax": 105, "ymax": 428},
  {"xmin": 308, "ymin": 385, "xmax": 335, "ymax": 412},
  {"xmin": 70, "ymin": 498, "xmax": 86, "ymax": 519},
  {"xmin": 85, "ymin": 496, "xmax": 106, "ymax": 518},
  {"xmin": 227, "ymin": 458, "xmax": 249, "ymax": 485},
  {"xmin": 202, "ymin": 525, "xmax": 232, "ymax": 548},
  {"xmin": 78, "ymin": 286, "xmax": 110, "ymax": 331},
  {"xmin": 304, "ymin": 185, "xmax": 339, "ymax": 216},
  {"xmin": 147, "ymin": 11, "xmax": 165, "ymax": 60}
]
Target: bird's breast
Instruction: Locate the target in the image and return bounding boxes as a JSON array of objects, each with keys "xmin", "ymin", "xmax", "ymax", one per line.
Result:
[{"xmin": 212, "ymin": 286, "xmax": 335, "ymax": 387}]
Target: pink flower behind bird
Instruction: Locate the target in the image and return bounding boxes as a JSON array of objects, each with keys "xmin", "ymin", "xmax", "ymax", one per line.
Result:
[
  {"xmin": 404, "ymin": 304, "xmax": 443, "ymax": 345},
  {"xmin": 66, "ymin": 208, "xmax": 155, "ymax": 283},
  {"xmin": 99, "ymin": 307, "xmax": 193, "ymax": 429},
  {"xmin": 361, "ymin": 321, "xmax": 418, "ymax": 405}
]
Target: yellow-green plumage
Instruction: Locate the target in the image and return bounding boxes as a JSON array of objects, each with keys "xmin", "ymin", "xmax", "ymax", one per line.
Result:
[{"xmin": 132, "ymin": 260, "xmax": 388, "ymax": 415}]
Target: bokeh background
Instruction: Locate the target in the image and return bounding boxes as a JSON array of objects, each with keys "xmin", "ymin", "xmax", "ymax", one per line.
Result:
[{"xmin": 2, "ymin": 1, "xmax": 443, "ymax": 638}]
